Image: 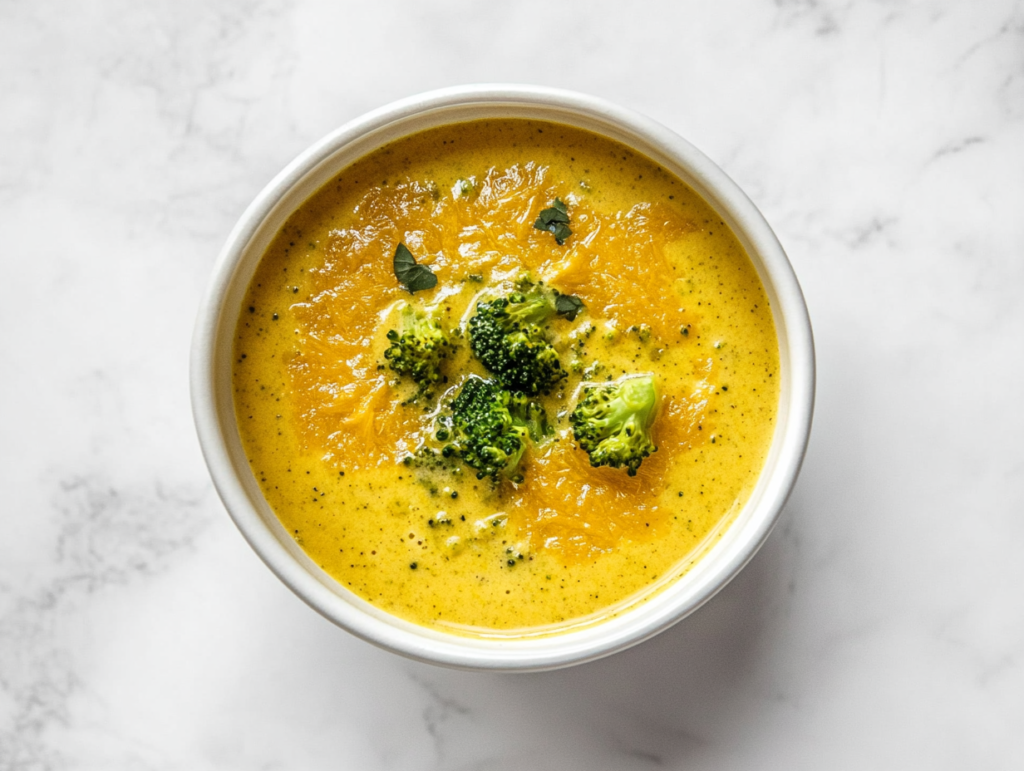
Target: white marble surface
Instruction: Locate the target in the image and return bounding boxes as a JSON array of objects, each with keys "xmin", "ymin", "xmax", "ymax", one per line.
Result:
[{"xmin": 2, "ymin": 0, "xmax": 1022, "ymax": 767}]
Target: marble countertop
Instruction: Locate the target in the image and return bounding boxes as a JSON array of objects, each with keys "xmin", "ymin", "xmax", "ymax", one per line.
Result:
[{"xmin": 2, "ymin": 1, "xmax": 1022, "ymax": 768}]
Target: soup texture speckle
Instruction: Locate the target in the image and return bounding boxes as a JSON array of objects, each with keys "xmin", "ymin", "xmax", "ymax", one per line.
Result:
[{"xmin": 233, "ymin": 119, "xmax": 778, "ymax": 636}]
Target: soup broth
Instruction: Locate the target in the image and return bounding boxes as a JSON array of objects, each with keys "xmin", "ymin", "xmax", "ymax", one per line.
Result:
[{"xmin": 232, "ymin": 119, "xmax": 779, "ymax": 636}]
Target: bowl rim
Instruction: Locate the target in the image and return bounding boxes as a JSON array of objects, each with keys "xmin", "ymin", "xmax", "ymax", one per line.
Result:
[{"xmin": 190, "ymin": 83, "xmax": 815, "ymax": 672}]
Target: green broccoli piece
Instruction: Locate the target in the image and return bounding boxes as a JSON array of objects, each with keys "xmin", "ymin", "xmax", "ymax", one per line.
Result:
[
  {"xmin": 401, "ymin": 446, "xmax": 459, "ymax": 474},
  {"xmin": 468, "ymin": 284, "xmax": 567, "ymax": 396},
  {"xmin": 384, "ymin": 304, "xmax": 453, "ymax": 399},
  {"xmin": 436, "ymin": 376, "xmax": 548, "ymax": 482},
  {"xmin": 569, "ymin": 375, "xmax": 659, "ymax": 476},
  {"xmin": 507, "ymin": 391, "xmax": 554, "ymax": 445}
]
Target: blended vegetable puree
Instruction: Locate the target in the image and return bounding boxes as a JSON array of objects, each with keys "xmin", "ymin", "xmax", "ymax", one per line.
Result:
[{"xmin": 233, "ymin": 119, "xmax": 779, "ymax": 637}]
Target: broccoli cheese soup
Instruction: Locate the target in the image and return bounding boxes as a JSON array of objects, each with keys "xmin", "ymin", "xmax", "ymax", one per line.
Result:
[{"xmin": 232, "ymin": 119, "xmax": 779, "ymax": 636}]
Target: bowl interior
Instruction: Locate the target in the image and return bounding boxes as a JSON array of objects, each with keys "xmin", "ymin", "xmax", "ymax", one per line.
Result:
[{"xmin": 191, "ymin": 85, "xmax": 814, "ymax": 671}]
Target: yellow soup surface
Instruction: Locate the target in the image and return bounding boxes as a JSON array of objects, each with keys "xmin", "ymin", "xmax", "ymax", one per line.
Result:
[{"xmin": 233, "ymin": 119, "xmax": 779, "ymax": 637}]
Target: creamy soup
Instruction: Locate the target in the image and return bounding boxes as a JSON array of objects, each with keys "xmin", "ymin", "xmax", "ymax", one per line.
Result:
[{"xmin": 233, "ymin": 119, "xmax": 779, "ymax": 636}]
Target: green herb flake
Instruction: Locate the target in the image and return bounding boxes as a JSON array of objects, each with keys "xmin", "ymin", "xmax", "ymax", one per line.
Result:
[
  {"xmin": 393, "ymin": 243, "xmax": 438, "ymax": 293},
  {"xmin": 534, "ymin": 198, "xmax": 573, "ymax": 245},
  {"xmin": 555, "ymin": 293, "xmax": 585, "ymax": 322}
]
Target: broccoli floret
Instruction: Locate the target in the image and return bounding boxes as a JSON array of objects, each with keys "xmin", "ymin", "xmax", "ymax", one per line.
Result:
[
  {"xmin": 569, "ymin": 375, "xmax": 659, "ymax": 476},
  {"xmin": 468, "ymin": 284, "xmax": 567, "ymax": 396},
  {"xmin": 436, "ymin": 376, "xmax": 548, "ymax": 482},
  {"xmin": 384, "ymin": 304, "xmax": 453, "ymax": 399},
  {"xmin": 439, "ymin": 376, "xmax": 527, "ymax": 481}
]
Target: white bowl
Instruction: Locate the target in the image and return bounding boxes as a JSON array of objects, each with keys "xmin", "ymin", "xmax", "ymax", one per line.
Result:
[{"xmin": 190, "ymin": 84, "xmax": 815, "ymax": 671}]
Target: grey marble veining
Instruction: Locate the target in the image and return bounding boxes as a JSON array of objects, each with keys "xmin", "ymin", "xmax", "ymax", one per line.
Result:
[{"xmin": 2, "ymin": 0, "xmax": 1022, "ymax": 768}]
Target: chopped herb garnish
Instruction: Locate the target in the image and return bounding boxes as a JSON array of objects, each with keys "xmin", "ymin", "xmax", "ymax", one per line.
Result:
[
  {"xmin": 534, "ymin": 198, "xmax": 572, "ymax": 245},
  {"xmin": 555, "ymin": 293, "xmax": 585, "ymax": 321},
  {"xmin": 393, "ymin": 242, "xmax": 438, "ymax": 293}
]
